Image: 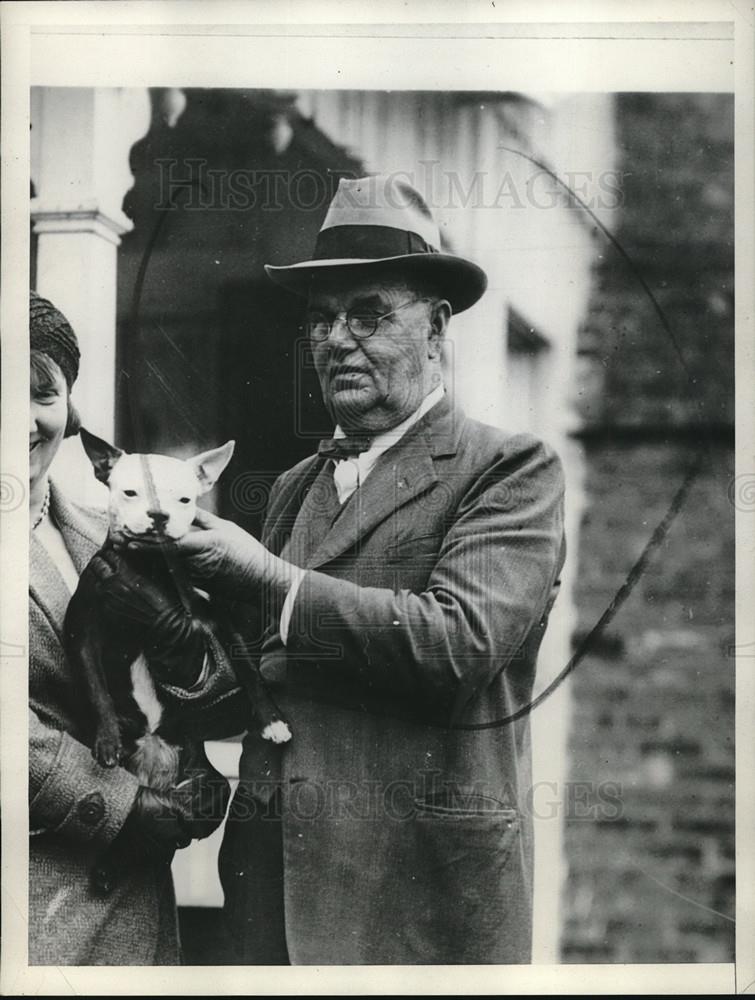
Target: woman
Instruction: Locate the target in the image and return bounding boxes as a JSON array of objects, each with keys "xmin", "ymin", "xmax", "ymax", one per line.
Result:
[{"xmin": 28, "ymin": 291, "xmax": 234, "ymax": 965}]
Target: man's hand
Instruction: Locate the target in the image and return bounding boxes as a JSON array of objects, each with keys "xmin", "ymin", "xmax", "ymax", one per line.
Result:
[{"xmin": 133, "ymin": 509, "xmax": 298, "ymax": 603}]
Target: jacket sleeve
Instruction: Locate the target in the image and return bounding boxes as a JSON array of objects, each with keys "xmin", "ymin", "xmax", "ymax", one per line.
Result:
[
  {"xmin": 29, "ymin": 708, "xmax": 139, "ymax": 847},
  {"xmin": 285, "ymin": 435, "xmax": 566, "ymax": 716}
]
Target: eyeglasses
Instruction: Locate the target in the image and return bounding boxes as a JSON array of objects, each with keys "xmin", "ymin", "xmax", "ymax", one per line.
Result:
[{"xmin": 304, "ymin": 297, "xmax": 429, "ymax": 342}]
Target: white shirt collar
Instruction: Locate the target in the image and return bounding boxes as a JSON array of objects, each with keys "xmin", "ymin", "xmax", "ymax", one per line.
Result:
[
  {"xmin": 330, "ymin": 383, "xmax": 445, "ymax": 504},
  {"xmin": 333, "ymin": 382, "xmax": 445, "ymax": 455}
]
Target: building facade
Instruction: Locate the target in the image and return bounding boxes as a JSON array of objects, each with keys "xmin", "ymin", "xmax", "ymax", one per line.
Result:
[{"xmin": 561, "ymin": 93, "xmax": 735, "ymax": 964}]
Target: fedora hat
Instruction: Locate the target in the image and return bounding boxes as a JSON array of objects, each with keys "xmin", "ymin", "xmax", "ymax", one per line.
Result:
[{"xmin": 264, "ymin": 174, "xmax": 487, "ymax": 313}]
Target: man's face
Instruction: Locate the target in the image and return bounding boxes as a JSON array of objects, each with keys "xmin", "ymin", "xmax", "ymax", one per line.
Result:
[{"xmin": 307, "ymin": 275, "xmax": 441, "ymax": 433}]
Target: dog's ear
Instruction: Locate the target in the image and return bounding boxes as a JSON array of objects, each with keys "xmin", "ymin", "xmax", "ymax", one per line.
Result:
[
  {"xmin": 79, "ymin": 427, "xmax": 124, "ymax": 484},
  {"xmin": 189, "ymin": 440, "xmax": 235, "ymax": 495}
]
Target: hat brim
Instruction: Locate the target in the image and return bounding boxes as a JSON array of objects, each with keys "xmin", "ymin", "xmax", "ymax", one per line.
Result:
[{"xmin": 265, "ymin": 253, "xmax": 487, "ymax": 314}]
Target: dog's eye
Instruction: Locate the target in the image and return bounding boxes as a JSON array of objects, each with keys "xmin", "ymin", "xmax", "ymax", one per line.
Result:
[
  {"xmin": 179, "ymin": 497, "xmax": 191, "ymax": 504},
  {"xmin": 123, "ymin": 489, "xmax": 138, "ymax": 498}
]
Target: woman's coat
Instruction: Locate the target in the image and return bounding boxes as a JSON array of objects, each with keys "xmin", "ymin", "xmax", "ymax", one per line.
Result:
[{"xmin": 29, "ymin": 482, "xmax": 181, "ymax": 966}]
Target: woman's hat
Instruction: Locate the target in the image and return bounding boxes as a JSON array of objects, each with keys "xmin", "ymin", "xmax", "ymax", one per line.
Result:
[
  {"xmin": 30, "ymin": 291, "xmax": 80, "ymax": 387},
  {"xmin": 265, "ymin": 175, "xmax": 487, "ymax": 313}
]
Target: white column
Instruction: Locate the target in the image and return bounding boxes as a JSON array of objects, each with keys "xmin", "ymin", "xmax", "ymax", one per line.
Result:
[{"xmin": 31, "ymin": 87, "xmax": 150, "ymax": 502}]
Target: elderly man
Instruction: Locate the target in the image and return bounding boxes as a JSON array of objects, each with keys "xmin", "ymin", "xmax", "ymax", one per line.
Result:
[{"xmin": 173, "ymin": 175, "xmax": 566, "ymax": 964}]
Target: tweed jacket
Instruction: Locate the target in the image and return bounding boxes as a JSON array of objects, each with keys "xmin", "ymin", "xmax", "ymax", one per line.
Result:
[
  {"xmin": 234, "ymin": 394, "xmax": 566, "ymax": 964},
  {"xmin": 28, "ymin": 482, "xmax": 241, "ymax": 966}
]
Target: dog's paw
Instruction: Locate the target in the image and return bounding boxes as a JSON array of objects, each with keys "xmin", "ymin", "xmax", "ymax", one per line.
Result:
[
  {"xmin": 93, "ymin": 732, "xmax": 123, "ymax": 769},
  {"xmin": 262, "ymin": 719, "xmax": 292, "ymax": 744}
]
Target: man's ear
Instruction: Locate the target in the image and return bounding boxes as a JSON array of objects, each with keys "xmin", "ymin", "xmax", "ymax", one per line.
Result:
[
  {"xmin": 428, "ymin": 299, "xmax": 451, "ymax": 359},
  {"xmin": 79, "ymin": 428, "xmax": 124, "ymax": 484},
  {"xmin": 190, "ymin": 440, "xmax": 236, "ymax": 495}
]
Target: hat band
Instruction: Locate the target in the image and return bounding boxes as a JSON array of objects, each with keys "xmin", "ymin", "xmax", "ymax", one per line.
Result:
[{"xmin": 313, "ymin": 225, "xmax": 439, "ymax": 262}]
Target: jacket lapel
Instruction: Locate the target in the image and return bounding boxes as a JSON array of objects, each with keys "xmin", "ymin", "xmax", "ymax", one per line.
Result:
[
  {"xmin": 49, "ymin": 481, "xmax": 108, "ymax": 573},
  {"xmin": 307, "ymin": 395, "xmax": 462, "ymax": 569},
  {"xmin": 29, "ymin": 482, "xmax": 107, "ymax": 641},
  {"xmin": 263, "ymin": 456, "xmax": 327, "ymax": 554},
  {"xmin": 29, "ymin": 535, "xmax": 71, "ymax": 642}
]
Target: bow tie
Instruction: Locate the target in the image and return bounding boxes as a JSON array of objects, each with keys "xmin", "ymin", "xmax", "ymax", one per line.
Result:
[{"xmin": 318, "ymin": 435, "xmax": 374, "ymax": 459}]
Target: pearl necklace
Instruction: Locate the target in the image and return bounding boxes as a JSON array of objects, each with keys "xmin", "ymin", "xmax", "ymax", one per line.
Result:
[{"xmin": 32, "ymin": 486, "xmax": 50, "ymax": 531}]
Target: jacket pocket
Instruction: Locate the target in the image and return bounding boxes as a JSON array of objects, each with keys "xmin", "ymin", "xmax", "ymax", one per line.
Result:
[
  {"xmin": 384, "ymin": 532, "xmax": 443, "ymax": 564},
  {"xmin": 412, "ymin": 789, "xmax": 522, "ymax": 889},
  {"xmin": 391, "ymin": 796, "xmax": 526, "ymax": 961},
  {"xmin": 413, "ymin": 787, "xmax": 521, "ymax": 871},
  {"xmin": 415, "ymin": 789, "xmax": 519, "ymax": 822}
]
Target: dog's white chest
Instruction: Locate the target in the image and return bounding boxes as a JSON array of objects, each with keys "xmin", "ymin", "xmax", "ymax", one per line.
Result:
[{"xmin": 130, "ymin": 654, "xmax": 163, "ymax": 732}]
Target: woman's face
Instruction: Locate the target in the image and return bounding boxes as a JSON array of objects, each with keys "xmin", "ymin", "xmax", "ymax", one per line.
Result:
[{"xmin": 30, "ymin": 360, "xmax": 68, "ymax": 492}]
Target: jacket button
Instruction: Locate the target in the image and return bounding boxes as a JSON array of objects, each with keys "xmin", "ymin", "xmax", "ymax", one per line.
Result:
[{"xmin": 78, "ymin": 792, "xmax": 105, "ymax": 826}]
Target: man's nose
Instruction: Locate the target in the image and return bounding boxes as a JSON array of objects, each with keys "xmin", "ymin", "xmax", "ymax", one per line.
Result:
[{"xmin": 147, "ymin": 509, "xmax": 169, "ymax": 528}]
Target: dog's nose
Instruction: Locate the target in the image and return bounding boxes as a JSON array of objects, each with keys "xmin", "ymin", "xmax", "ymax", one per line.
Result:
[{"xmin": 147, "ymin": 509, "xmax": 169, "ymax": 528}]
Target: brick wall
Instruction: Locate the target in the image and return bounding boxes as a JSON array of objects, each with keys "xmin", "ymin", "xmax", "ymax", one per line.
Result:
[{"xmin": 560, "ymin": 94, "xmax": 735, "ymax": 963}]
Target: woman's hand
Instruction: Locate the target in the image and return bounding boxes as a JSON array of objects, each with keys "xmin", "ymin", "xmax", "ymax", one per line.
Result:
[
  {"xmin": 86, "ymin": 548, "xmax": 209, "ymax": 687},
  {"xmin": 86, "ymin": 548, "xmax": 183, "ymax": 628}
]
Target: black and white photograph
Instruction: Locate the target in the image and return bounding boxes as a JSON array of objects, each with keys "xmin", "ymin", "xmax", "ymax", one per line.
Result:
[{"xmin": 1, "ymin": 2, "xmax": 752, "ymax": 994}]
